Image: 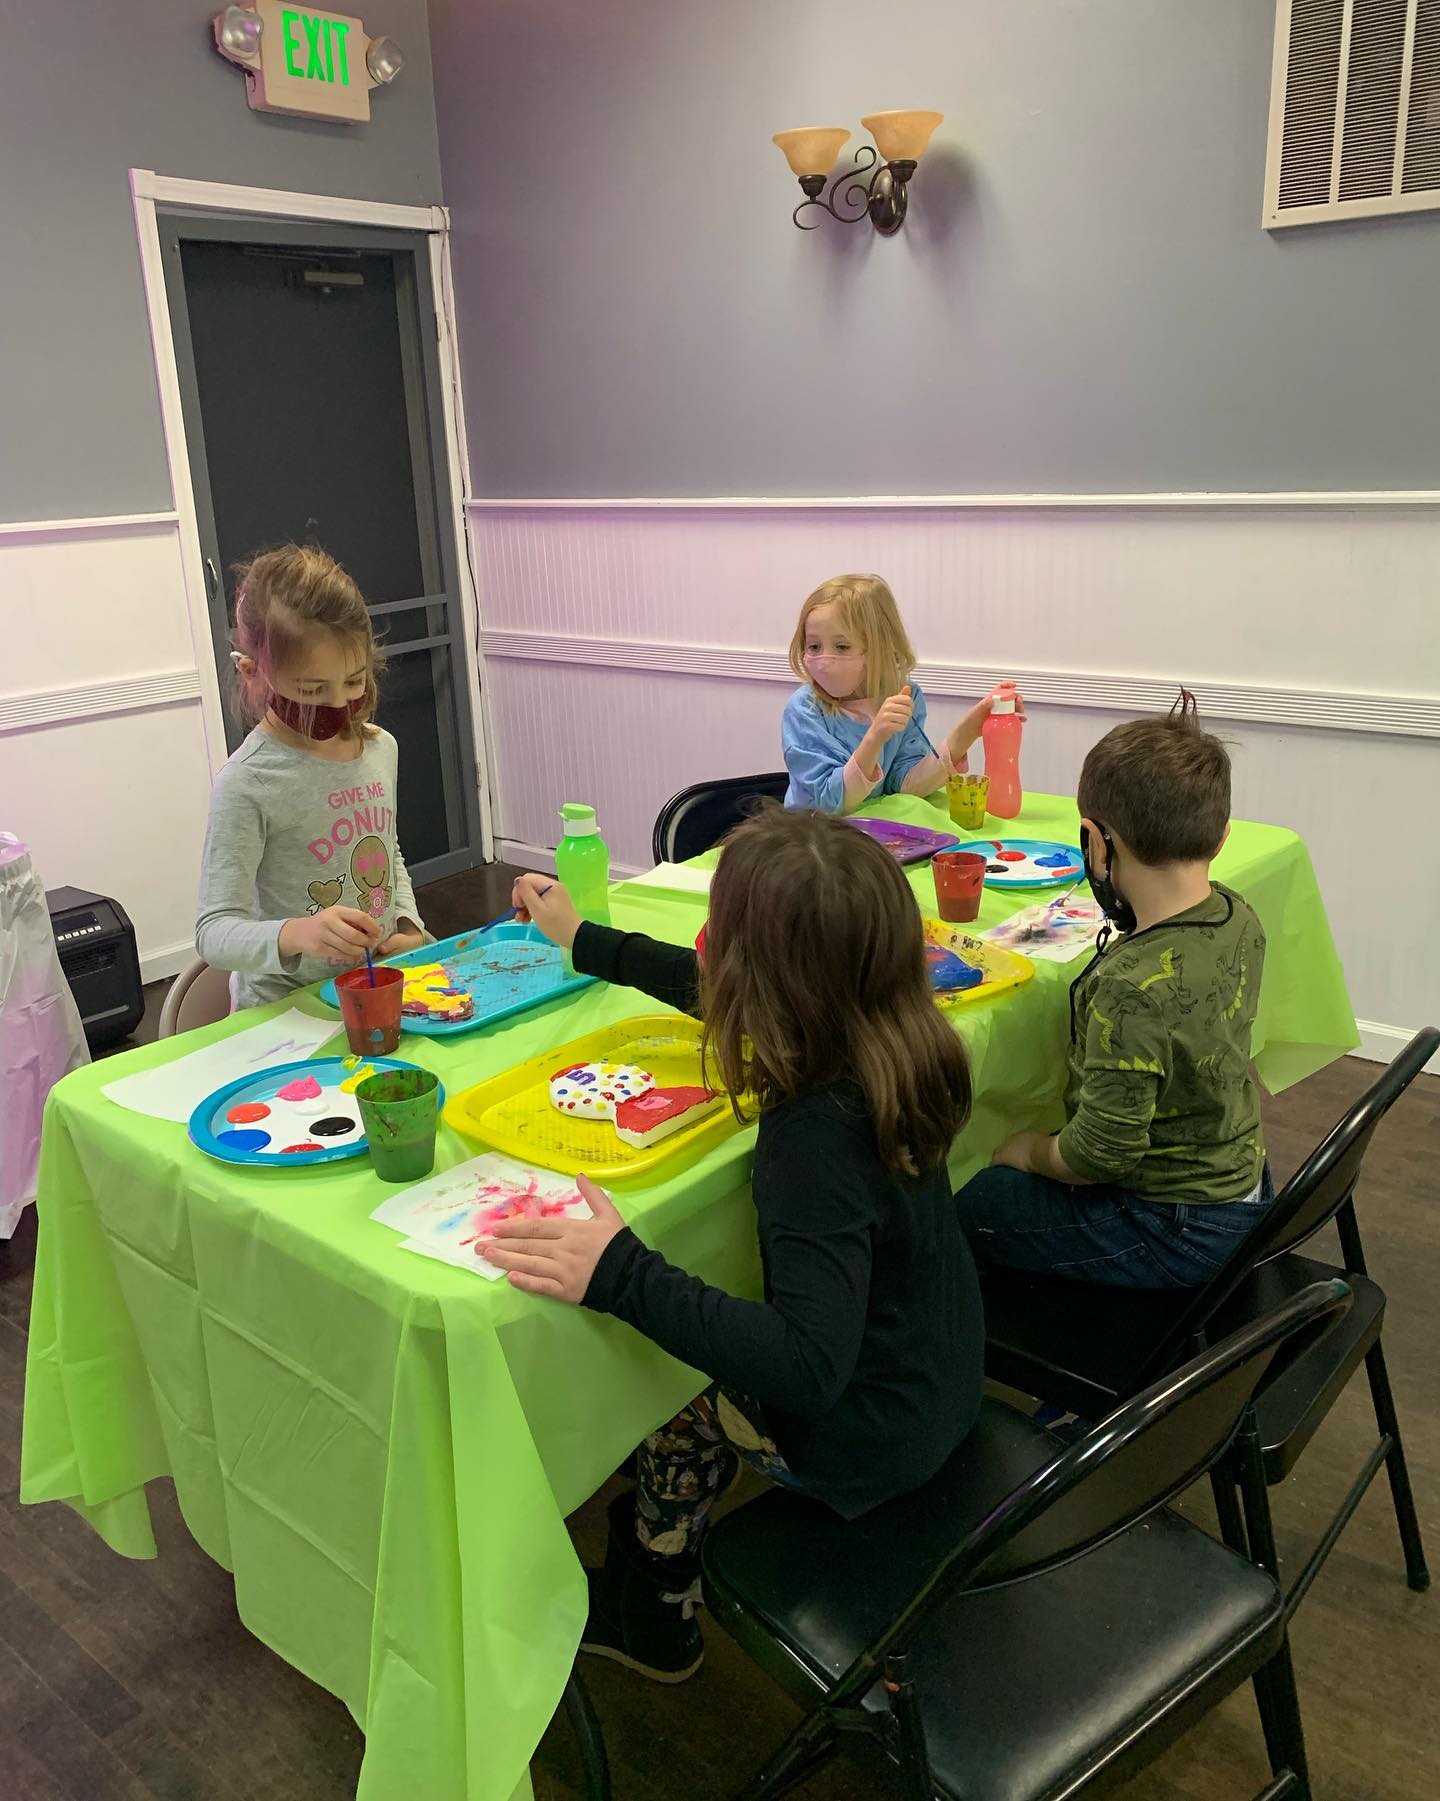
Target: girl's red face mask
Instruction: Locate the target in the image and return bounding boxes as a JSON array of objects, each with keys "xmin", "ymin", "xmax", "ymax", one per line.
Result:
[
  {"xmin": 269, "ymin": 692, "xmax": 366, "ymax": 741},
  {"xmin": 695, "ymin": 923, "xmax": 708, "ymax": 964}
]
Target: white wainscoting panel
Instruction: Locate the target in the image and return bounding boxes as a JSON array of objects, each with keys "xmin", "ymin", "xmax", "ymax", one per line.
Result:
[
  {"xmin": 471, "ymin": 498, "xmax": 1440, "ymax": 1056},
  {"xmin": 0, "ymin": 516, "xmax": 210, "ymax": 978}
]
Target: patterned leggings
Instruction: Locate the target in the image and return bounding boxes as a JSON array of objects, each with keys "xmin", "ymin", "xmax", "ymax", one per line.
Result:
[{"xmin": 634, "ymin": 1385, "xmax": 796, "ymax": 1558}]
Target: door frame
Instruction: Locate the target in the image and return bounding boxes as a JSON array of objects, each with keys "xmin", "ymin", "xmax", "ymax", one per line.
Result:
[{"xmin": 129, "ymin": 168, "xmax": 495, "ymax": 863}]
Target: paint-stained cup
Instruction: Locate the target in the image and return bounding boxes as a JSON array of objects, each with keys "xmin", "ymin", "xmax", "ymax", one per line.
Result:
[
  {"xmin": 356, "ymin": 1067, "xmax": 441, "ymax": 1182},
  {"xmin": 336, "ymin": 965, "xmax": 404, "ymax": 1056},
  {"xmin": 932, "ymin": 849, "xmax": 989, "ymax": 925},
  {"xmin": 946, "ymin": 773, "xmax": 989, "ymax": 830}
]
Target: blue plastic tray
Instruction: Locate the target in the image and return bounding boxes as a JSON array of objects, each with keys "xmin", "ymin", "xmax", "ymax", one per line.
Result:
[
  {"xmin": 188, "ymin": 1056, "xmax": 444, "ymax": 1169},
  {"xmin": 318, "ymin": 922, "xmax": 597, "ymax": 1038}
]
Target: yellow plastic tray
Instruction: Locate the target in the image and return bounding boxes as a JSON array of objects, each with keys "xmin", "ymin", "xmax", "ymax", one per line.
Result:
[
  {"xmin": 922, "ymin": 919, "xmax": 1035, "ymax": 1008},
  {"xmin": 443, "ymin": 1015, "xmax": 743, "ymax": 1186}
]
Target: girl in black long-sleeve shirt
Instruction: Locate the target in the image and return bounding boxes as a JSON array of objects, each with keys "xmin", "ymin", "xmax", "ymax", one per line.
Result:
[{"xmin": 484, "ymin": 807, "xmax": 983, "ymax": 1681}]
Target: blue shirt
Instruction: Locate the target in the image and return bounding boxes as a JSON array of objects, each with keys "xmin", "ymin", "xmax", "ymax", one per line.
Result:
[{"xmin": 782, "ymin": 683, "xmax": 940, "ymax": 812}]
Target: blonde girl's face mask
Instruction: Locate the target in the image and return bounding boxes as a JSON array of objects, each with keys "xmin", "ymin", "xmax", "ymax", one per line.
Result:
[{"xmin": 802, "ymin": 605, "xmax": 866, "ymax": 701}]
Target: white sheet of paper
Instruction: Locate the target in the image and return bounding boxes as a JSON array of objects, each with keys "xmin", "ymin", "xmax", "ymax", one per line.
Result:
[
  {"xmin": 621, "ymin": 862, "xmax": 713, "ymax": 898},
  {"xmin": 375, "ymin": 1152, "xmax": 592, "ymax": 1280},
  {"xmin": 100, "ymin": 1007, "xmax": 342, "ymax": 1122}
]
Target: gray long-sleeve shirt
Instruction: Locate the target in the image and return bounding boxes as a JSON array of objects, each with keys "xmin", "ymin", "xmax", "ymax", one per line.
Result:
[{"xmin": 196, "ymin": 725, "xmax": 423, "ymax": 1009}]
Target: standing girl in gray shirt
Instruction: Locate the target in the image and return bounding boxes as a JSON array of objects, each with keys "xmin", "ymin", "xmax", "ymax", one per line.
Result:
[{"xmin": 196, "ymin": 546, "xmax": 426, "ymax": 1010}]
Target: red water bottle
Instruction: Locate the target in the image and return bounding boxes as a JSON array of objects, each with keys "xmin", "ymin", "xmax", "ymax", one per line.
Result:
[{"xmin": 982, "ymin": 696, "xmax": 1024, "ymax": 820}]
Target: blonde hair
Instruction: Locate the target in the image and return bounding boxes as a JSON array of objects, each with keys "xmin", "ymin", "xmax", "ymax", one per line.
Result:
[
  {"xmin": 701, "ymin": 807, "xmax": 971, "ymax": 1176},
  {"xmin": 229, "ymin": 545, "xmax": 384, "ymax": 741},
  {"xmin": 788, "ymin": 573, "xmax": 917, "ymax": 712}
]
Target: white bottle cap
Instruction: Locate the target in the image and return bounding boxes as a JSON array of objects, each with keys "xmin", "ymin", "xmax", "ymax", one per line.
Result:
[{"xmin": 990, "ymin": 697, "xmax": 1017, "ymax": 715}]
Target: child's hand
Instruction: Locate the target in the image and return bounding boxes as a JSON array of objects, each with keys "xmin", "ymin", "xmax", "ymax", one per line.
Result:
[
  {"xmin": 378, "ymin": 921, "xmax": 426, "ymax": 958},
  {"xmin": 480, "ymin": 1174, "xmax": 626, "ymax": 1302},
  {"xmin": 869, "ymin": 688, "xmax": 915, "ymax": 747},
  {"xmin": 951, "ymin": 682, "xmax": 1026, "ymax": 759},
  {"xmin": 281, "ymin": 905, "xmax": 383, "ymax": 966},
  {"xmin": 991, "ymin": 1130, "xmax": 1041, "ymax": 1172},
  {"xmin": 512, "ymin": 873, "xmax": 582, "ymax": 949}
]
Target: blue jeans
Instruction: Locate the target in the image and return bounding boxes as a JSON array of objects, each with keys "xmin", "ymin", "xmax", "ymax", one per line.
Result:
[{"xmin": 955, "ymin": 1164, "xmax": 1276, "ymax": 1289}]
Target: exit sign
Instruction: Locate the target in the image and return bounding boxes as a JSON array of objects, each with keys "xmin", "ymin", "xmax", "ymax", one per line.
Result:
[{"xmin": 226, "ymin": 1, "xmax": 377, "ymax": 123}]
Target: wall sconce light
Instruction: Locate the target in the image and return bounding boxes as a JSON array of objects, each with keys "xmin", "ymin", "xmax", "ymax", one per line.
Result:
[{"xmin": 773, "ymin": 110, "xmax": 944, "ymax": 234}]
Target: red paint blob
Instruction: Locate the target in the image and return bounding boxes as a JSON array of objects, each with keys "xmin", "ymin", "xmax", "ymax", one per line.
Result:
[
  {"xmin": 227, "ymin": 1102, "xmax": 271, "ymax": 1124},
  {"xmin": 280, "ymin": 1142, "xmax": 325, "ymax": 1154},
  {"xmin": 996, "ymin": 849, "xmax": 1026, "ymax": 862}
]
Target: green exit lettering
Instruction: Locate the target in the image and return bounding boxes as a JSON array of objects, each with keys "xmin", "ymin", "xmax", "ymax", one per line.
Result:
[{"xmin": 282, "ymin": 10, "xmax": 352, "ymax": 85}]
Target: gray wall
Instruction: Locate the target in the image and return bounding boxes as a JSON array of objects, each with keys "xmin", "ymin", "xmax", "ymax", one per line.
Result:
[
  {"xmin": 0, "ymin": 1, "xmax": 442, "ymax": 524},
  {"xmin": 429, "ymin": 0, "xmax": 1440, "ymax": 497}
]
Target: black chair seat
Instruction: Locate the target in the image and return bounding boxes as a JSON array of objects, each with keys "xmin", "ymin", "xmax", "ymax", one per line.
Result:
[
  {"xmin": 705, "ymin": 1401, "xmax": 1283, "ymax": 1801},
  {"xmin": 980, "ymin": 1268, "xmax": 1177, "ymax": 1418},
  {"xmin": 982, "ymin": 1252, "xmax": 1385, "ymax": 1487},
  {"xmin": 1215, "ymin": 1254, "xmax": 1386, "ymax": 1480}
]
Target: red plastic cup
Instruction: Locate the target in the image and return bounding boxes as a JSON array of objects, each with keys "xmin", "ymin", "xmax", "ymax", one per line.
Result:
[
  {"xmin": 336, "ymin": 965, "xmax": 404, "ymax": 1055},
  {"xmin": 932, "ymin": 850, "xmax": 988, "ymax": 924}
]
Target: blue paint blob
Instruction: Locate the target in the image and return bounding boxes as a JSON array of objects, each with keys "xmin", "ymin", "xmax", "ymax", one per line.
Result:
[
  {"xmin": 1036, "ymin": 852, "xmax": 1077, "ymax": 869},
  {"xmin": 218, "ymin": 1127, "xmax": 272, "ymax": 1152},
  {"xmin": 926, "ymin": 946, "xmax": 984, "ymax": 993}
]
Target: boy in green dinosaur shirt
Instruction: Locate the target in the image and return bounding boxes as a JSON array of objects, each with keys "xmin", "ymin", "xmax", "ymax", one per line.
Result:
[{"xmin": 956, "ymin": 692, "xmax": 1270, "ymax": 1287}]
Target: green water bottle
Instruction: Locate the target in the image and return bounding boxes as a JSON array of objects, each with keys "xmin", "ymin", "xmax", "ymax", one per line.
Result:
[{"xmin": 555, "ymin": 802, "xmax": 611, "ymax": 926}]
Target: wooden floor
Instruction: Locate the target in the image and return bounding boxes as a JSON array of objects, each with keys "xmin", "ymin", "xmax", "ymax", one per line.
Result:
[{"xmin": 5, "ymin": 867, "xmax": 1437, "ymax": 1799}]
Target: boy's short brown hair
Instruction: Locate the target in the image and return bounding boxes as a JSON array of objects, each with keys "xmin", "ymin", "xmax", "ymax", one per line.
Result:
[{"xmin": 1076, "ymin": 690, "xmax": 1230, "ymax": 866}]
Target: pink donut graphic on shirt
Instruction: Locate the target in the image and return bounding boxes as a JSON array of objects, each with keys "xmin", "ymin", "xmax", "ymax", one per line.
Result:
[{"xmin": 351, "ymin": 835, "xmax": 392, "ymax": 919}]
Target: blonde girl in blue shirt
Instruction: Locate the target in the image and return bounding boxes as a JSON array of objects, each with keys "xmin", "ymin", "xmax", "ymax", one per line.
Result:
[{"xmin": 782, "ymin": 573, "xmax": 1024, "ymax": 813}]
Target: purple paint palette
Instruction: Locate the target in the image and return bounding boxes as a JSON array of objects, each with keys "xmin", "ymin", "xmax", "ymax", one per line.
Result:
[
  {"xmin": 188, "ymin": 1056, "xmax": 444, "ymax": 1169},
  {"xmin": 846, "ymin": 817, "xmax": 960, "ymax": 866}
]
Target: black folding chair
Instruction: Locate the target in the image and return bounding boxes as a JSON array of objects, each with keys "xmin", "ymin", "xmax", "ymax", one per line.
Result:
[
  {"xmin": 651, "ymin": 773, "xmax": 789, "ymax": 865},
  {"xmin": 559, "ymin": 1671, "xmax": 611, "ymax": 1800},
  {"xmin": 979, "ymin": 1026, "xmax": 1437, "ymax": 1606},
  {"xmin": 700, "ymin": 1280, "xmax": 1351, "ymax": 1801}
]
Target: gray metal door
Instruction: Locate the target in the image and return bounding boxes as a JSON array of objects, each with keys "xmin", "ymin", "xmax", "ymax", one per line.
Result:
[{"xmin": 159, "ymin": 211, "xmax": 482, "ymax": 883}]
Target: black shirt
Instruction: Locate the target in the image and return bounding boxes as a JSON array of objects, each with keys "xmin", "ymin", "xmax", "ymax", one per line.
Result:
[{"xmin": 573, "ymin": 922, "xmax": 984, "ymax": 1518}]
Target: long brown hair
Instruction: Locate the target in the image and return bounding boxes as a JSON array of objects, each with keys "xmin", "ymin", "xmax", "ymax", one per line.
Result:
[
  {"xmin": 229, "ymin": 545, "xmax": 384, "ymax": 741},
  {"xmin": 701, "ymin": 807, "xmax": 971, "ymax": 1176}
]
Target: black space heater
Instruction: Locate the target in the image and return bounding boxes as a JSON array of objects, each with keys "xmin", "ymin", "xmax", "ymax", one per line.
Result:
[{"xmin": 46, "ymin": 886, "xmax": 145, "ymax": 1050}]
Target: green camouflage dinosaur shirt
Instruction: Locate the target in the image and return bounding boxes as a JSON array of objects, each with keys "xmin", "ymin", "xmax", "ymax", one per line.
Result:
[{"xmin": 1057, "ymin": 884, "xmax": 1266, "ymax": 1204}]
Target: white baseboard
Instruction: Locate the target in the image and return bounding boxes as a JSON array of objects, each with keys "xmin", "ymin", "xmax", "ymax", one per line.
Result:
[
  {"xmin": 139, "ymin": 940, "xmax": 195, "ymax": 986},
  {"xmin": 1351, "ymin": 1020, "xmax": 1440, "ymax": 1075},
  {"xmin": 496, "ymin": 839, "xmax": 645, "ymax": 882}
]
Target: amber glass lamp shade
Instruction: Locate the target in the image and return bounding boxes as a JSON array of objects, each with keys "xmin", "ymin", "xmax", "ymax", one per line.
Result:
[
  {"xmin": 772, "ymin": 127, "xmax": 852, "ymax": 179},
  {"xmin": 860, "ymin": 110, "xmax": 943, "ymax": 163}
]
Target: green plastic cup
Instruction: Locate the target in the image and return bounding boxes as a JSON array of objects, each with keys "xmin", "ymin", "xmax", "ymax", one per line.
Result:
[{"xmin": 356, "ymin": 1068, "xmax": 441, "ymax": 1183}]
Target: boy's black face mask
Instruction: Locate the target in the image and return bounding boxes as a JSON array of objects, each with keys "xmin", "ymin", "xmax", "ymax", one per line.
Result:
[{"xmin": 1080, "ymin": 822, "xmax": 1138, "ymax": 936}]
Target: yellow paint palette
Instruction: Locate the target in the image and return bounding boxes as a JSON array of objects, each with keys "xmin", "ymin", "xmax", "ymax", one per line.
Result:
[{"xmin": 443, "ymin": 1015, "xmax": 744, "ymax": 1186}]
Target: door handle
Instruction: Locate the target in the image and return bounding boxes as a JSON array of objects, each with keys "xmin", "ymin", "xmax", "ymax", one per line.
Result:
[{"xmin": 204, "ymin": 557, "xmax": 220, "ymax": 601}]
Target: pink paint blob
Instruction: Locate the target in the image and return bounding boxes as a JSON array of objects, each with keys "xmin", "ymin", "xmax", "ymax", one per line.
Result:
[{"xmin": 277, "ymin": 1075, "xmax": 323, "ymax": 1102}]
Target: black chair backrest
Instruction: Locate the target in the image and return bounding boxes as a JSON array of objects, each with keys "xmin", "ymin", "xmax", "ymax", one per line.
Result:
[
  {"xmin": 844, "ymin": 1280, "xmax": 1352, "ymax": 1692},
  {"xmin": 1130, "ymin": 1026, "xmax": 1438, "ymax": 1386},
  {"xmin": 651, "ymin": 773, "xmax": 790, "ymax": 866}
]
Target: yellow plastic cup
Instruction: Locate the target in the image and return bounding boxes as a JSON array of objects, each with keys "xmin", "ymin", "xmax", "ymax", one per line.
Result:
[{"xmin": 947, "ymin": 773, "xmax": 989, "ymax": 830}]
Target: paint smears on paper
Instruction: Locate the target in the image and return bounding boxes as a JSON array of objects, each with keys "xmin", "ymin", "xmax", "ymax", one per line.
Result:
[
  {"xmin": 370, "ymin": 1152, "xmax": 591, "ymax": 1279},
  {"xmin": 982, "ymin": 896, "xmax": 1105, "ymax": 964}
]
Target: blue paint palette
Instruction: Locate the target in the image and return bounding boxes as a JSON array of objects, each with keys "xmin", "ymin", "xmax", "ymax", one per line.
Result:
[
  {"xmin": 188, "ymin": 1056, "xmax": 444, "ymax": 1169},
  {"xmin": 973, "ymin": 839, "xmax": 1085, "ymax": 889},
  {"xmin": 318, "ymin": 923, "xmax": 596, "ymax": 1038}
]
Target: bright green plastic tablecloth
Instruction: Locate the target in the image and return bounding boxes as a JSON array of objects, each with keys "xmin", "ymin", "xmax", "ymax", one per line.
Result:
[{"xmin": 20, "ymin": 793, "xmax": 1356, "ymax": 1801}]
